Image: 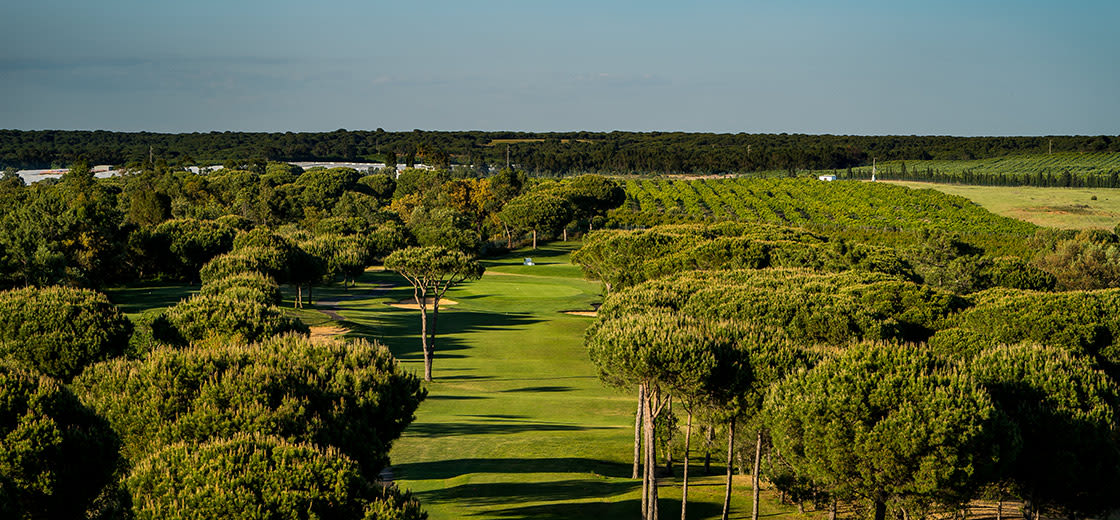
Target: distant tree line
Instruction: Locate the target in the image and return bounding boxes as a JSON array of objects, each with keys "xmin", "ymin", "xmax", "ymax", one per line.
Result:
[{"xmin": 2, "ymin": 129, "xmax": 1118, "ymax": 174}]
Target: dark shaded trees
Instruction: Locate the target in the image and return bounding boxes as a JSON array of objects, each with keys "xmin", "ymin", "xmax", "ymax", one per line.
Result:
[{"xmin": 0, "ymin": 286, "xmax": 132, "ymax": 380}]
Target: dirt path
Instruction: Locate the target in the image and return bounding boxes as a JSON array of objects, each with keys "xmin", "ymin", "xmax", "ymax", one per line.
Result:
[{"xmin": 312, "ymin": 284, "xmax": 395, "ymax": 336}]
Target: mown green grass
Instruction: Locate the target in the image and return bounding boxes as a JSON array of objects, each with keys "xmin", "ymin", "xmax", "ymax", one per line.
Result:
[
  {"xmin": 331, "ymin": 242, "xmax": 806, "ymax": 519},
  {"xmin": 104, "ymin": 243, "xmax": 815, "ymax": 520},
  {"xmin": 884, "ymin": 181, "xmax": 1120, "ymax": 230}
]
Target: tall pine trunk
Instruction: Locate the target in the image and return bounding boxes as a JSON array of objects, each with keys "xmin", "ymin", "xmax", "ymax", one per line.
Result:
[
  {"xmin": 645, "ymin": 385, "xmax": 660, "ymax": 520},
  {"xmin": 417, "ymin": 289, "xmax": 432, "ymax": 382},
  {"xmin": 681, "ymin": 408, "xmax": 692, "ymax": 520},
  {"xmin": 640, "ymin": 384, "xmax": 651, "ymax": 519},
  {"xmin": 532, "ymin": 229, "xmax": 538, "ymax": 249},
  {"xmin": 752, "ymin": 430, "xmax": 762, "ymax": 520},
  {"xmin": 722, "ymin": 417, "xmax": 736, "ymax": 520},
  {"xmin": 633, "ymin": 386, "xmax": 644, "ymax": 479},
  {"xmin": 872, "ymin": 499, "xmax": 886, "ymax": 520}
]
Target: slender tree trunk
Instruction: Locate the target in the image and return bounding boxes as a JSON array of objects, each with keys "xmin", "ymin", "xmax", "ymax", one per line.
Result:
[
  {"xmin": 296, "ymin": 284, "xmax": 303, "ymax": 308},
  {"xmin": 704, "ymin": 426, "xmax": 713, "ymax": 475},
  {"xmin": 417, "ymin": 288, "xmax": 432, "ymax": 382},
  {"xmin": 505, "ymin": 227, "xmax": 512, "ymax": 248},
  {"xmin": 646, "ymin": 385, "xmax": 660, "ymax": 520},
  {"xmin": 429, "ymin": 300, "xmax": 439, "ymax": 362},
  {"xmin": 563, "ymin": 227, "xmax": 568, "ymax": 241},
  {"xmin": 664, "ymin": 397, "xmax": 673, "ymax": 476},
  {"xmin": 722, "ymin": 417, "xmax": 736, "ymax": 520},
  {"xmin": 532, "ymin": 229, "xmax": 538, "ymax": 249},
  {"xmin": 828, "ymin": 499, "xmax": 836, "ymax": 520},
  {"xmin": 645, "ymin": 381, "xmax": 654, "ymax": 520},
  {"xmin": 873, "ymin": 499, "xmax": 886, "ymax": 520},
  {"xmin": 633, "ymin": 385, "xmax": 644, "ymax": 480},
  {"xmin": 752, "ymin": 430, "xmax": 762, "ymax": 520},
  {"xmin": 681, "ymin": 408, "xmax": 692, "ymax": 520},
  {"xmin": 996, "ymin": 494, "xmax": 1002, "ymax": 520}
]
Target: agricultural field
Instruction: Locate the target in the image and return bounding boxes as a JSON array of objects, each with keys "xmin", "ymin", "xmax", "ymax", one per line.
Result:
[
  {"xmin": 883, "ymin": 181, "xmax": 1120, "ymax": 230},
  {"xmin": 846, "ymin": 152, "xmax": 1120, "ymax": 187},
  {"xmin": 608, "ymin": 177, "xmax": 1038, "ymax": 255}
]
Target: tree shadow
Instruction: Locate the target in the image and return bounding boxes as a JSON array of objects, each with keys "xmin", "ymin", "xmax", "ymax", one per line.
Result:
[
  {"xmin": 404, "ymin": 420, "xmax": 613, "ymax": 438},
  {"xmin": 395, "ymin": 457, "xmax": 632, "ymax": 480},
  {"xmin": 415, "ymin": 479, "xmax": 638, "ymax": 508},
  {"xmin": 343, "ymin": 308, "xmax": 541, "ymax": 362},
  {"xmin": 424, "ymin": 395, "xmax": 492, "ymax": 401},
  {"xmin": 478, "ymin": 497, "xmax": 727, "ymax": 520},
  {"xmin": 500, "ymin": 386, "xmax": 574, "ymax": 393}
]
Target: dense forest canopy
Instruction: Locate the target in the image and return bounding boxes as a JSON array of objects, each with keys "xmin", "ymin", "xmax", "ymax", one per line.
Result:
[{"xmin": 2, "ymin": 129, "xmax": 1118, "ymax": 174}]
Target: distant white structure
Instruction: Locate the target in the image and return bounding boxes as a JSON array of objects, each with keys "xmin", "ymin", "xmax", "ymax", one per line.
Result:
[
  {"xmin": 16, "ymin": 169, "xmax": 119, "ymax": 184},
  {"xmin": 818, "ymin": 175, "xmax": 836, "ymax": 181}
]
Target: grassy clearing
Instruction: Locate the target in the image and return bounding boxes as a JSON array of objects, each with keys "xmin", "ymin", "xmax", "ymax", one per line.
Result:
[
  {"xmin": 103, "ymin": 244, "xmax": 813, "ymax": 519},
  {"xmin": 331, "ymin": 242, "xmax": 806, "ymax": 519},
  {"xmin": 884, "ymin": 181, "xmax": 1120, "ymax": 229}
]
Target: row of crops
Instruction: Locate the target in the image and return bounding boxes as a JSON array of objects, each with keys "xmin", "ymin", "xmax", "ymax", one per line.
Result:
[
  {"xmin": 838, "ymin": 152, "xmax": 1120, "ymax": 187},
  {"xmin": 609, "ymin": 177, "xmax": 1038, "ymax": 253}
]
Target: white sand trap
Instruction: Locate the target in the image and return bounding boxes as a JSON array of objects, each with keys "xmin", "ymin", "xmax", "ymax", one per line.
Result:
[{"xmin": 562, "ymin": 310, "xmax": 597, "ymax": 317}]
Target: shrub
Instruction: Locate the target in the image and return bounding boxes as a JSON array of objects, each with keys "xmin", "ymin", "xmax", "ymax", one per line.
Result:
[
  {"xmin": 125, "ymin": 434, "xmax": 425, "ymax": 520},
  {"xmin": 0, "ymin": 286, "xmax": 132, "ymax": 380},
  {"xmin": 199, "ymin": 247, "xmax": 290, "ymax": 283},
  {"xmin": 156, "ymin": 294, "xmax": 307, "ymax": 345},
  {"xmin": 0, "ymin": 361, "xmax": 120, "ymax": 518},
  {"xmin": 73, "ymin": 334, "xmax": 425, "ymax": 477},
  {"xmin": 199, "ymin": 271, "xmax": 282, "ymax": 305}
]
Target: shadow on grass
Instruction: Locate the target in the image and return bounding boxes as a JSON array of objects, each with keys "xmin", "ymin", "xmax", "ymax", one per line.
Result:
[
  {"xmin": 396, "ymin": 457, "xmax": 632, "ymax": 480},
  {"xmin": 415, "ymin": 479, "xmax": 638, "ymax": 508},
  {"xmin": 405, "ymin": 420, "xmax": 613, "ymax": 438},
  {"xmin": 479, "ymin": 497, "xmax": 726, "ymax": 520},
  {"xmin": 425, "ymin": 395, "xmax": 492, "ymax": 401},
  {"xmin": 500, "ymin": 385, "xmax": 574, "ymax": 393},
  {"xmin": 346, "ymin": 307, "xmax": 542, "ymax": 362}
]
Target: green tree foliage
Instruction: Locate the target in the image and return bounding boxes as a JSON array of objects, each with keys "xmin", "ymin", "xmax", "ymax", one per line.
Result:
[
  {"xmin": 499, "ymin": 191, "xmax": 573, "ymax": 249},
  {"xmin": 125, "ymin": 434, "xmax": 425, "ymax": 520},
  {"xmin": 199, "ymin": 271, "xmax": 282, "ymax": 305},
  {"xmin": 573, "ymin": 223, "xmax": 919, "ymax": 293},
  {"xmin": 0, "ymin": 286, "xmax": 132, "ymax": 380},
  {"xmin": 587, "ymin": 312, "xmax": 745, "ymax": 520},
  {"xmin": 765, "ymin": 342, "xmax": 997, "ymax": 520},
  {"xmin": 1031, "ymin": 229, "xmax": 1120, "ymax": 290},
  {"xmin": 559, "ymin": 174, "xmax": 626, "ymax": 230},
  {"xmin": 600, "ymin": 268, "xmax": 962, "ymax": 346},
  {"xmin": 936, "ymin": 288, "xmax": 1120, "ymax": 381},
  {"xmin": 0, "ymin": 361, "xmax": 120, "ymax": 519},
  {"xmin": 358, "ymin": 173, "xmax": 396, "ymax": 203},
  {"xmin": 384, "ymin": 246, "xmax": 484, "ymax": 381},
  {"xmin": 155, "ymin": 294, "xmax": 307, "ymax": 345},
  {"xmin": 73, "ymin": 334, "xmax": 425, "ymax": 477},
  {"xmin": 199, "ymin": 246, "xmax": 291, "ymax": 284},
  {"xmin": 150, "ymin": 218, "xmax": 236, "ymax": 280},
  {"xmin": 970, "ymin": 344, "xmax": 1120, "ymax": 518},
  {"xmin": 408, "ymin": 206, "xmax": 481, "ymax": 254}
]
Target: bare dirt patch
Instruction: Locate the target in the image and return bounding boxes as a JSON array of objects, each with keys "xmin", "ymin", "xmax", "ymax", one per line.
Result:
[
  {"xmin": 385, "ymin": 298, "xmax": 459, "ymax": 310},
  {"xmin": 562, "ymin": 310, "xmax": 597, "ymax": 317}
]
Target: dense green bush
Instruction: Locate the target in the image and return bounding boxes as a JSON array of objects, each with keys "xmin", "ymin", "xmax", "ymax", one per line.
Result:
[
  {"xmin": 0, "ymin": 286, "xmax": 132, "ymax": 380},
  {"xmin": 155, "ymin": 294, "xmax": 307, "ymax": 345},
  {"xmin": 941, "ymin": 288, "xmax": 1120, "ymax": 381},
  {"xmin": 199, "ymin": 271, "xmax": 282, "ymax": 305},
  {"xmin": 600, "ymin": 269, "xmax": 963, "ymax": 345},
  {"xmin": 126, "ymin": 434, "xmax": 425, "ymax": 520},
  {"xmin": 199, "ymin": 246, "xmax": 290, "ymax": 283},
  {"xmin": 764, "ymin": 342, "xmax": 997, "ymax": 519},
  {"xmin": 150, "ymin": 218, "xmax": 236, "ymax": 280},
  {"xmin": 971, "ymin": 344, "xmax": 1120, "ymax": 517},
  {"xmin": 74, "ymin": 334, "xmax": 425, "ymax": 477},
  {"xmin": 0, "ymin": 361, "xmax": 120, "ymax": 519}
]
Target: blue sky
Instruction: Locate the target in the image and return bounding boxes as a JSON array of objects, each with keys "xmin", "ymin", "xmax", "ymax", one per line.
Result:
[{"xmin": 2, "ymin": 1, "xmax": 1117, "ymax": 135}]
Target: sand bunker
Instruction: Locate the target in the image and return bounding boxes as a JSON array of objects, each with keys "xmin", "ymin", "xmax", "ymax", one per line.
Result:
[
  {"xmin": 386, "ymin": 298, "xmax": 459, "ymax": 310},
  {"xmin": 562, "ymin": 310, "xmax": 597, "ymax": 317},
  {"xmin": 309, "ymin": 325, "xmax": 349, "ymax": 340}
]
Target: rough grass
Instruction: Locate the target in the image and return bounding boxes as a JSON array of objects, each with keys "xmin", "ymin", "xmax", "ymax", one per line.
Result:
[{"xmin": 884, "ymin": 181, "xmax": 1120, "ymax": 229}]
